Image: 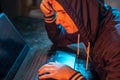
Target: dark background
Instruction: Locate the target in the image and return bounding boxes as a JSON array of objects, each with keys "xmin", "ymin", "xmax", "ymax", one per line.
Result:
[{"xmin": 0, "ymin": 0, "xmax": 120, "ymax": 20}]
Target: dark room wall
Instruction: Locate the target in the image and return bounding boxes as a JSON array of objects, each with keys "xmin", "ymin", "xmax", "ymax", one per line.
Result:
[
  {"xmin": 105, "ymin": 0, "xmax": 120, "ymax": 9},
  {"xmin": 0, "ymin": 0, "xmax": 21, "ymax": 19}
]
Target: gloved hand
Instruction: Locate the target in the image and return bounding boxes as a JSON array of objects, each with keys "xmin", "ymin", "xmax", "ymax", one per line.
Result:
[
  {"xmin": 38, "ymin": 62, "xmax": 76, "ymax": 80},
  {"xmin": 40, "ymin": 0, "xmax": 55, "ymax": 17}
]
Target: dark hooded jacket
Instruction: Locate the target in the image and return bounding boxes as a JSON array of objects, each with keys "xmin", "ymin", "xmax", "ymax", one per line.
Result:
[{"xmin": 45, "ymin": 0, "xmax": 120, "ymax": 80}]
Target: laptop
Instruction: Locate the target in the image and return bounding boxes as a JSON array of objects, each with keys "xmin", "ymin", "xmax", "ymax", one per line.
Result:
[{"xmin": 0, "ymin": 13, "xmax": 30, "ymax": 80}]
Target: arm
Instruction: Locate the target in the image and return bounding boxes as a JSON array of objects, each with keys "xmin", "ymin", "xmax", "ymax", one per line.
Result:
[
  {"xmin": 40, "ymin": 0, "xmax": 78, "ymax": 47},
  {"xmin": 45, "ymin": 21, "xmax": 79, "ymax": 47},
  {"xmin": 38, "ymin": 62, "xmax": 86, "ymax": 80},
  {"xmin": 103, "ymin": 51, "xmax": 120, "ymax": 80},
  {"xmin": 100, "ymin": 21, "xmax": 120, "ymax": 80}
]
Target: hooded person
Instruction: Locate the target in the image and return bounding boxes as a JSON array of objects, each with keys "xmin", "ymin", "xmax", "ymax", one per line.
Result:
[{"xmin": 38, "ymin": 0, "xmax": 120, "ymax": 80}]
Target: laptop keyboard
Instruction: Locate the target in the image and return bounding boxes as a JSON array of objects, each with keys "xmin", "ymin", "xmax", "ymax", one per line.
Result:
[{"xmin": 74, "ymin": 58, "xmax": 93, "ymax": 80}]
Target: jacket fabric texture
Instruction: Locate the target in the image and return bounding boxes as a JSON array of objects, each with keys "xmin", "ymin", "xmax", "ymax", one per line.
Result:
[{"xmin": 45, "ymin": 0, "xmax": 120, "ymax": 80}]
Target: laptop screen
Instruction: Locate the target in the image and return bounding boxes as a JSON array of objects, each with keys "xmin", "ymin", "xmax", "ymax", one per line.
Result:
[{"xmin": 0, "ymin": 13, "xmax": 29, "ymax": 79}]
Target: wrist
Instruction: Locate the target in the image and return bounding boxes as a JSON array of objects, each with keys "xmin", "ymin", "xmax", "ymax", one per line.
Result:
[
  {"xmin": 69, "ymin": 71, "xmax": 85, "ymax": 80},
  {"xmin": 44, "ymin": 13, "xmax": 56, "ymax": 23}
]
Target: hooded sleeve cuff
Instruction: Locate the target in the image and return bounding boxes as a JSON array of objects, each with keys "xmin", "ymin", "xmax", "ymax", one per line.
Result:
[
  {"xmin": 44, "ymin": 13, "xmax": 56, "ymax": 23},
  {"xmin": 69, "ymin": 72, "xmax": 85, "ymax": 80}
]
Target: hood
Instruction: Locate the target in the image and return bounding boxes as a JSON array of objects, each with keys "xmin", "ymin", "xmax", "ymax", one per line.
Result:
[{"xmin": 56, "ymin": 0, "xmax": 113, "ymax": 45}]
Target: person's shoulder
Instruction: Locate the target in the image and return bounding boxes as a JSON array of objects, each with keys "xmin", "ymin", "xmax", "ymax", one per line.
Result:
[{"xmin": 104, "ymin": 4, "xmax": 120, "ymax": 21}]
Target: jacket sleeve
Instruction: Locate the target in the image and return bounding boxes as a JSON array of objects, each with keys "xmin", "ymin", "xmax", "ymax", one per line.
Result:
[
  {"xmin": 69, "ymin": 71, "xmax": 86, "ymax": 80},
  {"xmin": 103, "ymin": 50, "xmax": 120, "ymax": 80},
  {"xmin": 45, "ymin": 21, "xmax": 79, "ymax": 47}
]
